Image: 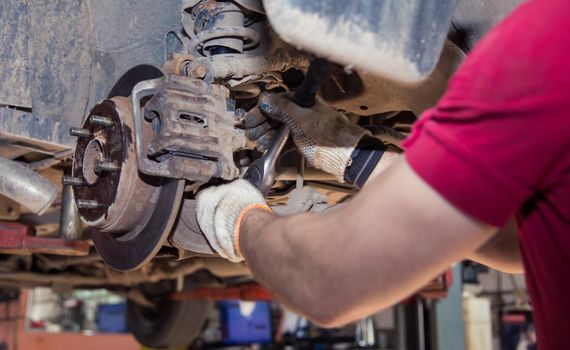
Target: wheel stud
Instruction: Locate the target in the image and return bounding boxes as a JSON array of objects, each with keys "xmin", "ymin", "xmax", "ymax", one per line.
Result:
[
  {"xmin": 95, "ymin": 160, "xmax": 121, "ymax": 173},
  {"xmin": 62, "ymin": 176, "xmax": 84, "ymax": 186},
  {"xmin": 77, "ymin": 199, "xmax": 103, "ymax": 209},
  {"xmin": 90, "ymin": 115, "xmax": 114, "ymax": 127},
  {"xmin": 70, "ymin": 127, "xmax": 92, "ymax": 138}
]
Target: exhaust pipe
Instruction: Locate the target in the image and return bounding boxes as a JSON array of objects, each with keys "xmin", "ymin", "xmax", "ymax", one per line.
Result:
[{"xmin": 0, "ymin": 157, "xmax": 58, "ymax": 215}]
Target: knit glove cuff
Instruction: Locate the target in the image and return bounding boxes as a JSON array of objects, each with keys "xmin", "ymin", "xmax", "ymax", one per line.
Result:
[
  {"xmin": 297, "ymin": 122, "xmax": 368, "ymax": 182},
  {"xmin": 259, "ymin": 94, "xmax": 369, "ymax": 182}
]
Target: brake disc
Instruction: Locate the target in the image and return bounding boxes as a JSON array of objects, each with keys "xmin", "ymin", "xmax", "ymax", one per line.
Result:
[{"xmin": 70, "ymin": 66, "xmax": 184, "ymax": 271}]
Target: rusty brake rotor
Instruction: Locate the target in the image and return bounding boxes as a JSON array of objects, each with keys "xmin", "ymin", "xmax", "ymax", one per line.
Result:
[{"xmin": 69, "ymin": 66, "xmax": 184, "ymax": 271}]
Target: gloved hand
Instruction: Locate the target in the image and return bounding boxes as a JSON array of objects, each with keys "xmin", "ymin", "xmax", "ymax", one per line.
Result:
[
  {"xmin": 196, "ymin": 179, "xmax": 271, "ymax": 262},
  {"xmin": 244, "ymin": 93, "xmax": 370, "ymax": 182}
]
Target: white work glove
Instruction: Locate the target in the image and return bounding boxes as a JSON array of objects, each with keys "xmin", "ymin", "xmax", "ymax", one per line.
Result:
[
  {"xmin": 244, "ymin": 93, "xmax": 370, "ymax": 182},
  {"xmin": 196, "ymin": 179, "xmax": 271, "ymax": 262}
]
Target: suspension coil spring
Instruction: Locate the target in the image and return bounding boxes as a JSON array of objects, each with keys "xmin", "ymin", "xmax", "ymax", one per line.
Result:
[{"xmin": 190, "ymin": 0, "xmax": 260, "ymax": 56}]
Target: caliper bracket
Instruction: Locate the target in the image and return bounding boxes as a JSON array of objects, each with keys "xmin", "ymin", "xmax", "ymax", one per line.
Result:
[{"xmin": 131, "ymin": 74, "xmax": 245, "ymax": 182}]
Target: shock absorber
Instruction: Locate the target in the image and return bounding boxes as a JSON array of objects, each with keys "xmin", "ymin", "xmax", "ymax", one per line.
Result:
[{"xmin": 189, "ymin": 0, "xmax": 260, "ymax": 56}]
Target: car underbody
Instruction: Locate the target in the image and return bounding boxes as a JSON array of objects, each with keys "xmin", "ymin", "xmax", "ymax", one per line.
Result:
[{"xmin": 0, "ymin": 0, "xmax": 524, "ymax": 347}]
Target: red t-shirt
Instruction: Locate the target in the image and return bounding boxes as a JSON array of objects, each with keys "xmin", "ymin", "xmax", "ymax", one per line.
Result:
[{"xmin": 402, "ymin": 0, "xmax": 570, "ymax": 348}]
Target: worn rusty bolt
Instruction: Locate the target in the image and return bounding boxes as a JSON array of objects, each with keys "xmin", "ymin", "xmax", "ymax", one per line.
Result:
[
  {"xmin": 62, "ymin": 176, "xmax": 84, "ymax": 186},
  {"xmin": 90, "ymin": 115, "xmax": 114, "ymax": 127},
  {"xmin": 189, "ymin": 64, "xmax": 207, "ymax": 79},
  {"xmin": 70, "ymin": 127, "xmax": 92, "ymax": 138},
  {"xmin": 95, "ymin": 160, "xmax": 121, "ymax": 173},
  {"xmin": 77, "ymin": 199, "xmax": 103, "ymax": 210}
]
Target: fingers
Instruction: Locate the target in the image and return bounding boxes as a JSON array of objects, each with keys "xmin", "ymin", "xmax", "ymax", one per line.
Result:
[
  {"xmin": 243, "ymin": 106, "xmax": 278, "ymax": 152},
  {"xmin": 243, "ymin": 100, "xmax": 282, "ymax": 152},
  {"xmin": 196, "ymin": 186, "xmax": 225, "ymax": 256},
  {"xmin": 259, "ymin": 93, "xmax": 289, "ymax": 122},
  {"xmin": 260, "ymin": 93, "xmax": 320, "ymax": 128},
  {"xmin": 244, "ymin": 107, "xmax": 267, "ymax": 128},
  {"xmin": 245, "ymin": 93, "xmax": 298, "ymax": 152},
  {"xmin": 245, "ymin": 121, "xmax": 274, "ymax": 141}
]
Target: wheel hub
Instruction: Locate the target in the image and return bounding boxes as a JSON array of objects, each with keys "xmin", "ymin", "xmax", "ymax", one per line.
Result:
[
  {"xmin": 70, "ymin": 90, "xmax": 184, "ymax": 271},
  {"xmin": 72, "ymin": 97, "xmax": 160, "ymax": 233},
  {"xmin": 82, "ymin": 139, "xmax": 104, "ymax": 186}
]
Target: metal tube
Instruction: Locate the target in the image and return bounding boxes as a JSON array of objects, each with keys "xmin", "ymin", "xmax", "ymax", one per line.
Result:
[
  {"xmin": 59, "ymin": 184, "xmax": 83, "ymax": 240},
  {"xmin": 0, "ymin": 157, "xmax": 58, "ymax": 215}
]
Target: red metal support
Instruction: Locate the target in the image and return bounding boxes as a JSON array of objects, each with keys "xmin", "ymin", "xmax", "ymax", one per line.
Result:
[
  {"xmin": 0, "ymin": 222, "xmax": 89, "ymax": 256},
  {"xmin": 171, "ymin": 283, "xmax": 272, "ymax": 301}
]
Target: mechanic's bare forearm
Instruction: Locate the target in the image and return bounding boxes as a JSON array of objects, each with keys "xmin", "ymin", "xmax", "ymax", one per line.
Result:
[
  {"xmin": 240, "ymin": 158, "xmax": 496, "ymax": 327},
  {"xmin": 466, "ymin": 219, "xmax": 524, "ymax": 273},
  {"xmin": 240, "ymin": 209, "xmax": 343, "ymax": 322}
]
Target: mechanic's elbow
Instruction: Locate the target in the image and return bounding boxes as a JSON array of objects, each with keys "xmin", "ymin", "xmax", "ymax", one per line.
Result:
[
  {"xmin": 305, "ymin": 308, "xmax": 348, "ymax": 329},
  {"xmin": 492, "ymin": 262, "xmax": 525, "ymax": 274},
  {"xmin": 469, "ymin": 255, "xmax": 525, "ymax": 274},
  {"xmin": 302, "ymin": 296, "xmax": 353, "ymax": 328}
]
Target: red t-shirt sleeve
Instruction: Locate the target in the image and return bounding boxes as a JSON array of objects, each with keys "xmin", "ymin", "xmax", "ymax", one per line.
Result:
[{"xmin": 402, "ymin": 0, "xmax": 570, "ymax": 227}]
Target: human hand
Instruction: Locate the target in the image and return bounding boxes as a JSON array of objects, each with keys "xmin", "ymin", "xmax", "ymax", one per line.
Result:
[
  {"xmin": 244, "ymin": 93, "xmax": 369, "ymax": 182},
  {"xmin": 195, "ymin": 179, "xmax": 271, "ymax": 262}
]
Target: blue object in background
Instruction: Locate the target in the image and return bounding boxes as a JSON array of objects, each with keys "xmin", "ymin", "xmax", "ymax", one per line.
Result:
[
  {"xmin": 220, "ymin": 301, "xmax": 272, "ymax": 344},
  {"xmin": 96, "ymin": 303, "xmax": 127, "ymax": 333}
]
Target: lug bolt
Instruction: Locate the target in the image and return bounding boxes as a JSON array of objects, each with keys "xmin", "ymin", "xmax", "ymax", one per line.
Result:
[
  {"xmin": 90, "ymin": 115, "xmax": 114, "ymax": 127},
  {"xmin": 76, "ymin": 199, "xmax": 103, "ymax": 210},
  {"xmin": 70, "ymin": 127, "xmax": 92, "ymax": 138},
  {"xmin": 95, "ymin": 160, "xmax": 121, "ymax": 173},
  {"xmin": 62, "ymin": 176, "xmax": 84, "ymax": 186}
]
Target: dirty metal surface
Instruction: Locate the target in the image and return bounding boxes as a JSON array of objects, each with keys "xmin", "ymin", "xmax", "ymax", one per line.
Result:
[
  {"xmin": 71, "ymin": 99, "xmax": 179, "ymax": 270},
  {"xmin": 72, "ymin": 97, "xmax": 162, "ymax": 234},
  {"xmin": 181, "ymin": 0, "xmax": 309, "ymax": 92},
  {"xmin": 452, "ymin": 0, "xmax": 526, "ymax": 51},
  {"xmin": 169, "ymin": 199, "xmax": 215, "ymax": 255},
  {"xmin": 59, "ymin": 184, "xmax": 83, "ymax": 240},
  {"xmin": 271, "ymin": 186, "xmax": 329, "ymax": 216},
  {"xmin": 263, "ymin": 0, "xmax": 457, "ymax": 84},
  {"xmin": 234, "ymin": 0, "xmax": 264, "ymax": 14},
  {"xmin": 0, "ymin": 221, "xmax": 89, "ymax": 256},
  {"xmin": 71, "ymin": 67, "xmax": 186, "ymax": 271},
  {"xmin": 320, "ymin": 41, "xmax": 466, "ymax": 117},
  {"xmin": 134, "ymin": 74, "xmax": 246, "ymax": 182},
  {"xmin": 0, "ymin": 195, "xmax": 21, "ymax": 221},
  {"xmin": 29, "ymin": 0, "xmax": 183, "ymax": 127},
  {"xmin": 0, "ymin": 157, "xmax": 58, "ymax": 216},
  {"xmin": 89, "ymin": 179, "xmax": 184, "ymax": 271},
  {"xmin": 170, "ymin": 187, "xmax": 329, "ymax": 257},
  {"xmin": 0, "ymin": 107, "xmax": 74, "ymax": 157},
  {"xmin": 1, "ymin": 0, "xmax": 181, "ymax": 127},
  {"xmin": 27, "ymin": 0, "xmax": 93, "ymax": 127},
  {"xmin": 72, "ymin": 100, "xmax": 125, "ymax": 224},
  {"xmin": 185, "ymin": 47, "xmax": 310, "ymax": 84},
  {"xmin": 0, "ymin": 0, "xmax": 31, "ymax": 108}
]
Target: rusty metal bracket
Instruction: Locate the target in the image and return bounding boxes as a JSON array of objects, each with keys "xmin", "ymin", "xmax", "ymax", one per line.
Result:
[
  {"xmin": 0, "ymin": 222, "xmax": 89, "ymax": 256},
  {"xmin": 131, "ymin": 74, "xmax": 245, "ymax": 182}
]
